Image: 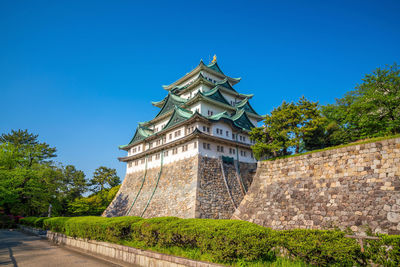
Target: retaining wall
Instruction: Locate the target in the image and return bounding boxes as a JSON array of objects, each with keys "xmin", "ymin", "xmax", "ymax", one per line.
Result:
[
  {"xmin": 233, "ymin": 137, "xmax": 400, "ymax": 235},
  {"xmin": 104, "ymin": 155, "xmax": 256, "ymax": 219}
]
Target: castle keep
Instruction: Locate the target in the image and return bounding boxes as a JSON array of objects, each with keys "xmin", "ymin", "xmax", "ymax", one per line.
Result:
[{"xmin": 104, "ymin": 57, "xmax": 261, "ymax": 219}]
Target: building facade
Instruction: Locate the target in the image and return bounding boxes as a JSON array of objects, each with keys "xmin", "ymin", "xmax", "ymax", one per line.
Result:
[{"xmin": 104, "ymin": 57, "xmax": 262, "ymax": 219}]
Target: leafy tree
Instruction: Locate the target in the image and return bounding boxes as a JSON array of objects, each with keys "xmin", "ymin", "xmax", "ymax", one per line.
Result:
[
  {"xmin": 0, "ymin": 142, "xmax": 61, "ymax": 215},
  {"xmin": 250, "ymin": 97, "xmax": 325, "ymax": 159},
  {"xmin": 68, "ymin": 185, "xmax": 120, "ymax": 216},
  {"xmin": 0, "ymin": 129, "xmax": 57, "ymax": 167},
  {"xmin": 0, "ymin": 130, "xmax": 62, "ymax": 215},
  {"xmin": 90, "ymin": 166, "xmax": 121, "ymax": 193},
  {"xmin": 322, "ymin": 63, "xmax": 400, "ymax": 142},
  {"xmin": 60, "ymin": 165, "xmax": 87, "ymax": 201}
]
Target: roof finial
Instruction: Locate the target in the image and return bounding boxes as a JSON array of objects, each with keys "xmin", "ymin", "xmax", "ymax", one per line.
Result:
[{"xmin": 212, "ymin": 54, "xmax": 217, "ymax": 63}]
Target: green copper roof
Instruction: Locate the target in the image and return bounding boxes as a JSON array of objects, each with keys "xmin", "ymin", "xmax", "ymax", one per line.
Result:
[
  {"xmin": 163, "ymin": 106, "xmax": 193, "ymax": 130},
  {"xmin": 206, "ymin": 61, "xmax": 224, "ymax": 74},
  {"xmin": 239, "ymin": 93, "xmax": 253, "ymax": 98},
  {"xmin": 231, "ymin": 109, "xmax": 256, "ymax": 130},
  {"xmin": 207, "ymin": 109, "xmax": 256, "ymax": 131},
  {"xmin": 125, "ymin": 126, "xmax": 153, "ymax": 146},
  {"xmin": 208, "ymin": 111, "xmax": 231, "ymax": 120},
  {"xmin": 201, "ymin": 87, "xmax": 230, "ymax": 106},
  {"xmin": 154, "ymin": 92, "xmax": 187, "ymax": 117},
  {"xmin": 235, "ymin": 98, "xmax": 260, "ymax": 116},
  {"xmin": 215, "ymin": 78, "xmax": 236, "ymax": 92}
]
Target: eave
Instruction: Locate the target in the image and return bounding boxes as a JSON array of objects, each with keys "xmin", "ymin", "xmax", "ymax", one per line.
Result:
[
  {"xmin": 118, "ymin": 130, "xmax": 252, "ymax": 162},
  {"xmin": 163, "ymin": 60, "xmax": 240, "ymax": 91},
  {"xmin": 120, "ymin": 113, "xmax": 210, "ymax": 151}
]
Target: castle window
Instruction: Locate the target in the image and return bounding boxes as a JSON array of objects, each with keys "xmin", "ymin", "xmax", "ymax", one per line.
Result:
[
  {"xmin": 175, "ymin": 130, "xmax": 181, "ymax": 137},
  {"xmin": 217, "ymin": 145, "xmax": 224, "ymax": 153},
  {"xmin": 164, "ymin": 151, "xmax": 169, "ymax": 157},
  {"xmin": 207, "ymin": 127, "xmax": 210, "ymax": 133},
  {"xmin": 243, "ymin": 137, "xmax": 246, "ymax": 142},
  {"xmin": 141, "ymin": 159, "xmax": 145, "ymax": 164},
  {"xmin": 194, "ymin": 141, "xmax": 197, "ymax": 148},
  {"xmin": 148, "ymin": 156, "xmax": 153, "ymax": 162},
  {"xmin": 251, "ymin": 153, "xmax": 254, "ymax": 159},
  {"xmin": 155, "ymin": 153, "xmax": 160, "ymax": 160},
  {"xmin": 239, "ymin": 136, "xmax": 243, "ymax": 141},
  {"xmin": 207, "ymin": 110, "xmax": 214, "ymax": 116},
  {"xmin": 182, "ymin": 145, "xmax": 188, "ymax": 152},
  {"xmin": 203, "ymin": 143, "xmax": 211, "ymax": 150},
  {"xmin": 138, "ymin": 146, "xmax": 141, "ymax": 151},
  {"xmin": 128, "ymin": 162, "xmax": 132, "ymax": 168},
  {"xmin": 226, "ymin": 131, "xmax": 229, "ymax": 137},
  {"xmin": 135, "ymin": 161, "xmax": 138, "ymax": 166},
  {"xmin": 163, "ymin": 136, "xmax": 166, "ymax": 143},
  {"xmin": 172, "ymin": 148, "xmax": 178, "ymax": 155},
  {"xmin": 149, "ymin": 143, "xmax": 153, "ymax": 149},
  {"xmin": 232, "ymin": 134, "xmax": 236, "ymax": 140},
  {"xmin": 169, "ymin": 133, "xmax": 172, "ymax": 140}
]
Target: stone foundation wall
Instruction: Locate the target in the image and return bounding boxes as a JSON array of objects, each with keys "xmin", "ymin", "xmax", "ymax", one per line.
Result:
[
  {"xmin": 196, "ymin": 156, "xmax": 257, "ymax": 219},
  {"xmin": 104, "ymin": 156, "xmax": 198, "ymax": 218},
  {"xmin": 233, "ymin": 137, "xmax": 400, "ymax": 235},
  {"xmin": 105, "ymin": 155, "xmax": 256, "ymax": 219}
]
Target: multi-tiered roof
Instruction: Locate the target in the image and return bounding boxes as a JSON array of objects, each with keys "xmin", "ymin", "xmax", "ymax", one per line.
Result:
[{"xmin": 120, "ymin": 59, "xmax": 262, "ymax": 150}]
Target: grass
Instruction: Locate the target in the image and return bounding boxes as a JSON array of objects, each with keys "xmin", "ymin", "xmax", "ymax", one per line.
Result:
[{"xmin": 265, "ymin": 134, "xmax": 400, "ymax": 162}]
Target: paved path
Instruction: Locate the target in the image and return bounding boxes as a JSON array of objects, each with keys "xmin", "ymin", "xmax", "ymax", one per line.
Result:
[{"xmin": 0, "ymin": 230, "xmax": 122, "ymax": 267}]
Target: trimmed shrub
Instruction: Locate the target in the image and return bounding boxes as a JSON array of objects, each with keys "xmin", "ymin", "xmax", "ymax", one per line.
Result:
[
  {"xmin": 19, "ymin": 216, "xmax": 400, "ymax": 266},
  {"xmin": 277, "ymin": 229, "xmax": 363, "ymax": 266},
  {"xmin": 365, "ymin": 234, "xmax": 400, "ymax": 266},
  {"xmin": 43, "ymin": 217, "xmax": 72, "ymax": 233}
]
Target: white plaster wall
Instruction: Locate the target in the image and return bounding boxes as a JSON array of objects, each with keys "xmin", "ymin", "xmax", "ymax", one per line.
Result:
[
  {"xmin": 154, "ymin": 118, "xmax": 170, "ymax": 132},
  {"xmin": 201, "ymin": 71, "xmax": 223, "ymax": 84},
  {"xmin": 189, "ymin": 103, "xmax": 201, "ymax": 113},
  {"xmin": 128, "ymin": 144, "xmax": 144, "ymax": 156},
  {"xmin": 165, "ymin": 125, "xmax": 186, "ymax": 143},
  {"xmin": 198, "ymin": 139, "xmax": 256, "ymax": 163},
  {"xmin": 199, "ymin": 102, "xmax": 225, "ymax": 117},
  {"xmin": 181, "ymin": 85, "xmax": 202, "ymax": 99},
  {"xmin": 127, "ymin": 140, "xmax": 199, "ymax": 172},
  {"xmin": 211, "ymin": 121, "xmax": 234, "ymax": 141},
  {"xmin": 220, "ymin": 92, "xmax": 240, "ymax": 106},
  {"xmin": 199, "ymin": 84, "xmax": 213, "ymax": 93}
]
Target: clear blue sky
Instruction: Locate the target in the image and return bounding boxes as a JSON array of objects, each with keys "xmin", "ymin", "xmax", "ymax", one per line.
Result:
[{"xmin": 1, "ymin": 0, "xmax": 399, "ymax": 181}]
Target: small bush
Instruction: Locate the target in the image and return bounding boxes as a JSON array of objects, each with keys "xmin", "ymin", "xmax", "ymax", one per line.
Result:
[
  {"xmin": 365, "ymin": 234, "xmax": 400, "ymax": 266},
  {"xmin": 43, "ymin": 217, "xmax": 72, "ymax": 233},
  {"xmin": 277, "ymin": 229, "xmax": 362, "ymax": 266}
]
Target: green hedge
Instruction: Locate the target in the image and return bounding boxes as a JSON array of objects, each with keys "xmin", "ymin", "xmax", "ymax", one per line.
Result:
[{"xmin": 20, "ymin": 216, "xmax": 400, "ymax": 266}]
